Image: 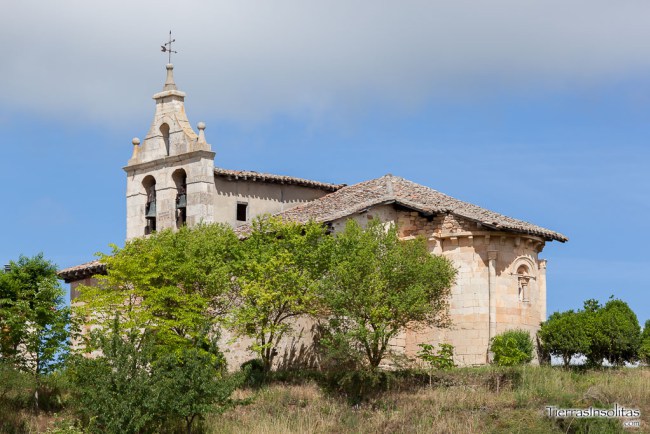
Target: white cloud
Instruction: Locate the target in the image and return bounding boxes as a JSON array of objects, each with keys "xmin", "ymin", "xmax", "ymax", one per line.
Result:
[{"xmin": 3, "ymin": 0, "xmax": 650, "ymax": 124}]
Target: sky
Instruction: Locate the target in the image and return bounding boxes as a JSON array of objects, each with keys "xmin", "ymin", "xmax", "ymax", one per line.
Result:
[{"xmin": 1, "ymin": 1, "xmax": 649, "ymax": 324}]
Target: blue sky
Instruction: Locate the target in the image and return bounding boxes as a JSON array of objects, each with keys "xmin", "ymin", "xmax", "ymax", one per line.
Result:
[{"xmin": 1, "ymin": 1, "xmax": 649, "ymax": 325}]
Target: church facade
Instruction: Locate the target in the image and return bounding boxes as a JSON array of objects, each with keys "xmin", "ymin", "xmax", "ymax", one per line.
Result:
[{"xmin": 59, "ymin": 64, "xmax": 567, "ymax": 367}]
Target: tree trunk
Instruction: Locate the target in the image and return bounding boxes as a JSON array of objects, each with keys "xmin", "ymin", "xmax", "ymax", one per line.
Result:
[{"xmin": 186, "ymin": 414, "xmax": 196, "ymax": 434}]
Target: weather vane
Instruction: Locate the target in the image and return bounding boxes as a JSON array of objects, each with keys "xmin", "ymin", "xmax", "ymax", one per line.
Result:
[{"xmin": 161, "ymin": 31, "xmax": 177, "ymax": 64}]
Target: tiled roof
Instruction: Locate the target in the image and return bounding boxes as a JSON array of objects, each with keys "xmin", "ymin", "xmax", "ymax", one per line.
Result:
[
  {"xmin": 59, "ymin": 174, "xmax": 566, "ymax": 282},
  {"xmin": 57, "ymin": 260, "xmax": 106, "ymax": 282},
  {"xmin": 251, "ymin": 174, "xmax": 568, "ymax": 242},
  {"xmin": 214, "ymin": 167, "xmax": 344, "ymax": 192}
]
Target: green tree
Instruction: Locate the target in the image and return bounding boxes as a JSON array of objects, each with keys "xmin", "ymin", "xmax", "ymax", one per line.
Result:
[
  {"xmin": 585, "ymin": 298, "xmax": 640, "ymax": 366},
  {"xmin": 76, "ymin": 224, "xmax": 240, "ymax": 355},
  {"xmin": 639, "ymin": 319, "xmax": 650, "ymax": 365},
  {"xmin": 229, "ymin": 217, "xmax": 331, "ymax": 371},
  {"xmin": 321, "ymin": 219, "xmax": 456, "ymax": 369},
  {"xmin": 70, "ymin": 318, "xmax": 160, "ymax": 433},
  {"xmin": 71, "ymin": 317, "xmax": 243, "ymax": 434},
  {"xmin": 153, "ymin": 348, "xmax": 246, "ymax": 434},
  {"xmin": 0, "ymin": 254, "xmax": 69, "ymax": 411},
  {"xmin": 538, "ymin": 310, "xmax": 590, "ymax": 367},
  {"xmin": 490, "ymin": 329, "xmax": 534, "ymax": 366}
]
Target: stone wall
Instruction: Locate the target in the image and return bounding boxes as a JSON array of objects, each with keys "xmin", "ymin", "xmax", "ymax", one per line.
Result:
[
  {"xmin": 213, "ymin": 178, "xmax": 331, "ymax": 227},
  {"xmin": 323, "ymin": 205, "xmax": 547, "ymax": 367},
  {"xmin": 125, "ymin": 151, "xmax": 216, "ymax": 240}
]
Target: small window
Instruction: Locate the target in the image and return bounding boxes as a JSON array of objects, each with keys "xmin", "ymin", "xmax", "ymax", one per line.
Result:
[
  {"xmin": 236, "ymin": 203, "xmax": 248, "ymax": 222},
  {"xmin": 160, "ymin": 123, "xmax": 170, "ymax": 156},
  {"xmin": 517, "ymin": 265, "xmax": 530, "ymax": 302}
]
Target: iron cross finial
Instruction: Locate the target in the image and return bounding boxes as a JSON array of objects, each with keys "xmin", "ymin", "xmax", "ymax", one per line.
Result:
[{"xmin": 160, "ymin": 31, "xmax": 177, "ymax": 64}]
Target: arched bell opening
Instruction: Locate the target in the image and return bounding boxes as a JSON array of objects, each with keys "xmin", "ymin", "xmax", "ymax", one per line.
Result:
[
  {"xmin": 142, "ymin": 175, "xmax": 157, "ymax": 235},
  {"xmin": 172, "ymin": 169, "xmax": 187, "ymax": 228}
]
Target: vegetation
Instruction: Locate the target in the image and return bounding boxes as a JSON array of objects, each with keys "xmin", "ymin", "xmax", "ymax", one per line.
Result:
[
  {"xmin": 75, "ymin": 224, "xmax": 240, "ymax": 357},
  {"xmin": 640, "ymin": 320, "xmax": 650, "ymax": 365},
  {"xmin": 69, "ymin": 316, "xmax": 244, "ymax": 434},
  {"xmin": 490, "ymin": 329, "xmax": 534, "ymax": 367},
  {"xmin": 0, "ymin": 254, "xmax": 69, "ymax": 412},
  {"xmin": 320, "ymin": 219, "xmax": 456, "ymax": 369},
  {"xmin": 4, "ymin": 227, "xmax": 650, "ymax": 432},
  {"xmin": 228, "ymin": 217, "xmax": 331, "ymax": 371},
  {"xmin": 584, "ymin": 298, "xmax": 641, "ymax": 366},
  {"xmin": 538, "ymin": 298, "xmax": 642, "ymax": 367},
  {"xmin": 7, "ymin": 366, "xmax": 650, "ymax": 433},
  {"xmin": 416, "ymin": 343, "xmax": 456, "ymax": 371},
  {"xmin": 538, "ymin": 310, "xmax": 590, "ymax": 367}
]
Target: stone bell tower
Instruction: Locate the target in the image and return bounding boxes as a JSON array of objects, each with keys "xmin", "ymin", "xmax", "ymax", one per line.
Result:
[{"xmin": 124, "ymin": 64, "xmax": 216, "ymax": 240}]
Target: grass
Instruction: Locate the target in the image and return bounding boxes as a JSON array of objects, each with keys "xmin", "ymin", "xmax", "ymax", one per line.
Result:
[
  {"xmin": 206, "ymin": 366, "xmax": 650, "ymax": 434},
  {"xmin": 3, "ymin": 366, "xmax": 649, "ymax": 433}
]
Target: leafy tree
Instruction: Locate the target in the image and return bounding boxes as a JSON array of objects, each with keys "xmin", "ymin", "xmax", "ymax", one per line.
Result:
[
  {"xmin": 639, "ymin": 319, "xmax": 650, "ymax": 365},
  {"xmin": 538, "ymin": 310, "xmax": 590, "ymax": 367},
  {"xmin": 71, "ymin": 317, "xmax": 243, "ymax": 434},
  {"xmin": 228, "ymin": 217, "xmax": 331, "ymax": 371},
  {"xmin": 152, "ymin": 348, "xmax": 246, "ymax": 434},
  {"xmin": 70, "ymin": 318, "xmax": 160, "ymax": 433},
  {"xmin": 585, "ymin": 298, "xmax": 640, "ymax": 366},
  {"xmin": 0, "ymin": 254, "xmax": 69, "ymax": 411},
  {"xmin": 321, "ymin": 219, "xmax": 456, "ymax": 369},
  {"xmin": 75, "ymin": 224, "xmax": 240, "ymax": 355},
  {"xmin": 490, "ymin": 329, "xmax": 534, "ymax": 366}
]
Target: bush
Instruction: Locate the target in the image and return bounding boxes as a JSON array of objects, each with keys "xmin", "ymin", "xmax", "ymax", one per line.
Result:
[
  {"xmin": 538, "ymin": 310, "xmax": 590, "ymax": 367},
  {"xmin": 320, "ymin": 368, "xmax": 394, "ymax": 405},
  {"xmin": 490, "ymin": 329, "xmax": 533, "ymax": 366},
  {"xmin": 241, "ymin": 358, "xmax": 266, "ymax": 387},
  {"xmin": 416, "ymin": 343, "xmax": 455, "ymax": 370},
  {"xmin": 70, "ymin": 317, "xmax": 244, "ymax": 434},
  {"xmin": 584, "ymin": 298, "xmax": 640, "ymax": 366}
]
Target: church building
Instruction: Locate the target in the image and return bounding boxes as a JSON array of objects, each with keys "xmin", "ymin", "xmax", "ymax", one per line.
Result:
[{"xmin": 59, "ymin": 64, "xmax": 567, "ymax": 367}]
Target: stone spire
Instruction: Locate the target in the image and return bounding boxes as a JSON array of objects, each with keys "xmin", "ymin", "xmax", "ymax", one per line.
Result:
[
  {"xmin": 126, "ymin": 64, "xmax": 213, "ymax": 166},
  {"xmin": 163, "ymin": 63, "xmax": 177, "ymax": 91}
]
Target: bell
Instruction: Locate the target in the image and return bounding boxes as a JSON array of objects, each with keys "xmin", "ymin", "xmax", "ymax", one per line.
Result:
[
  {"xmin": 145, "ymin": 200, "xmax": 156, "ymax": 218},
  {"xmin": 176, "ymin": 193, "xmax": 187, "ymax": 209}
]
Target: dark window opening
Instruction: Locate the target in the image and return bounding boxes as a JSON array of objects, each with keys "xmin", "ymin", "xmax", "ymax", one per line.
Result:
[
  {"xmin": 173, "ymin": 169, "xmax": 187, "ymax": 228},
  {"xmin": 160, "ymin": 123, "xmax": 170, "ymax": 156},
  {"xmin": 236, "ymin": 203, "xmax": 248, "ymax": 222},
  {"xmin": 143, "ymin": 176, "xmax": 157, "ymax": 235}
]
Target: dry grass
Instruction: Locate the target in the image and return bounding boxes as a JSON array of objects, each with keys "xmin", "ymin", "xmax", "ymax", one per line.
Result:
[
  {"xmin": 4, "ymin": 366, "xmax": 649, "ymax": 433},
  {"xmin": 207, "ymin": 367, "xmax": 650, "ymax": 434}
]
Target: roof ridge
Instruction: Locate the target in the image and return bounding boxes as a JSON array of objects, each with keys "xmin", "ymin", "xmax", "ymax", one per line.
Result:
[
  {"xmin": 214, "ymin": 167, "xmax": 344, "ymax": 192},
  {"xmin": 271, "ymin": 174, "xmax": 568, "ymax": 242}
]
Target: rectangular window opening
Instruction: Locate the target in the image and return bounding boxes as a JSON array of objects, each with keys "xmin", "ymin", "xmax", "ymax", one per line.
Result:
[{"xmin": 236, "ymin": 203, "xmax": 248, "ymax": 222}]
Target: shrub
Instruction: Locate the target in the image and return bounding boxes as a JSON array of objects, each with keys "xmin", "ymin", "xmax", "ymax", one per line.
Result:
[
  {"xmin": 416, "ymin": 343, "xmax": 455, "ymax": 370},
  {"xmin": 320, "ymin": 368, "xmax": 394, "ymax": 405},
  {"xmin": 538, "ymin": 310, "xmax": 590, "ymax": 367},
  {"xmin": 584, "ymin": 298, "xmax": 640, "ymax": 366},
  {"xmin": 70, "ymin": 317, "xmax": 244, "ymax": 434},
  {"xmin": 490, "ymin": 329, "xmax": 533, "ymax": 366}
]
